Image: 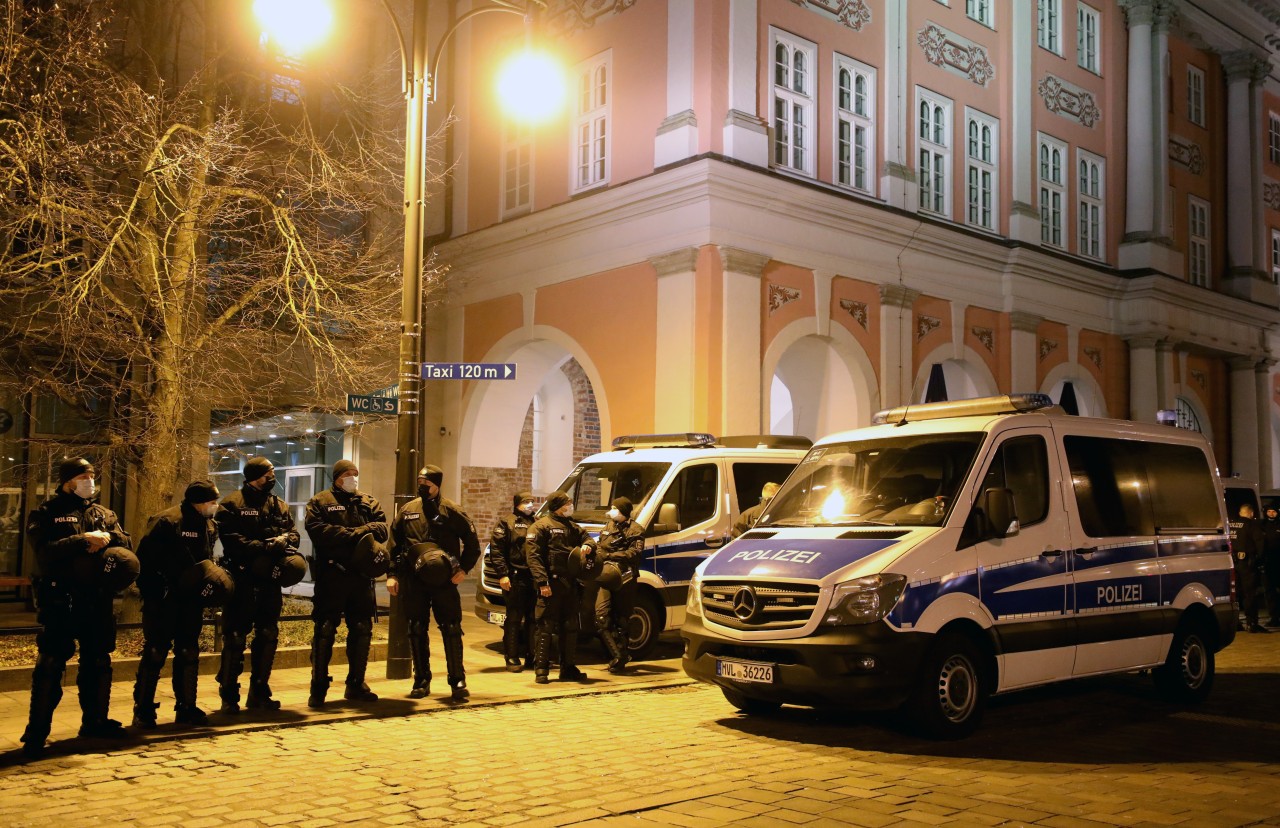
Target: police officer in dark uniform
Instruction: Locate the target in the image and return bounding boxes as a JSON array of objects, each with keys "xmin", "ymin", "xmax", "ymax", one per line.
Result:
[
  {"xmin": 216, "ymin": 456, "xmax": 301, "ymax": 712},
  {"xmin": 594, "ymin": 497, "xmax": 645, "ymax": 674},
  {"xmin": 22, "ymin": 457, "xmax": 135, "ymax": 758},
  {"xmin": 1231, "ymin": 503, "xmax": 1269, "ymax": 633},
  {"xmin": 387, "ymin": 464, "xmax": 481, "ymax": 701},
  {"xmin": 132, "ymin": 480, "xmax": 226, "ymax": 728},
  {"xmin": 731, "ymin": 482, "xmax": 780, "ymax": 539},
  {"xmin": 1262, "ymin": 505, "xmax": 1280, "ymax": 628},
  {"xmin": 304, "ymin": 459, "xmax": 388, "ymax": 708},
  {"xmin": 528, "ymin": 491, "xmax": 595, "ymax": 684},
  {"xmin": 490, "ymin": 491, "xmax": 537, "ymax": 672}
]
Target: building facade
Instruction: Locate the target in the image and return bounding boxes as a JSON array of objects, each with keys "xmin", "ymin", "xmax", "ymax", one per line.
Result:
[{"xmin": 416, "ymin": 0, "xmax": 1280, "ymax": 534}]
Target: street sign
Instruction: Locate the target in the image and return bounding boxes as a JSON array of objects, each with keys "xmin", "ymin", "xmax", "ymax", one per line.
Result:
[
  {"xmin": 421, "ymin": 362, "xmax": 517, "ymax": 380},
  {"xmin": 347, "ymin": 394, "xmax": 399, "ymax": 415}
]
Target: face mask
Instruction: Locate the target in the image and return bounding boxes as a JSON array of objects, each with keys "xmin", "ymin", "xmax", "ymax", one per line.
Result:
[
  {"xmin": 339, "ymin": 476, "xmax": 358, "ymax": 494},
  {"xmin": 559, "ymin": 504, "xmax": 574, "ymax": 518},
  {"xmin": 607, "ymin": 508, "xmax": 622, "ymax": 523},
  {"xmin": 197, "ymin": 502, "xmax": 219, "ymax": 518},
  {"xmin": 418, "ymin": 485, "xmax": 435, "ymax": 501},
  {"xmin": 257, "ymin": 474, "xmax": 276, "ymax": 491},
  {"xmin": 519, "ymin": 501, "xmax": 535, "ymax": 516},
  {"xmin": 73, "ymin": 478, "xmax": 95, "ymax": 499}
]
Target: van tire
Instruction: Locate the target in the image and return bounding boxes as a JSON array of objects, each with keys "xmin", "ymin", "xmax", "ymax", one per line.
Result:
[
  {"xmin": 903, "ymin": 632, "xmax": 987, "ymax": 739},
  {"xmin": 1154, "ymin": 619, "xmax": 1215, "ymax": 704},
  {"xmin": 721, "ymin": 687, "xmax": 781, "ymax": 715},
  {"xmin": 627, "ymin": 592, "xmax": 663, "ymax": 659}
]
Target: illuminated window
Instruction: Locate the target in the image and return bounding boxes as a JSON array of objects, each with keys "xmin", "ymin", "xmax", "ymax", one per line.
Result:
[
  {"xmin": 572, "ymin": 52, "xmax": 610, "ymax": 192},
  {"xmin": 773, "ymin": 29, "xmax": 816, "ymax": 176},
  {"xmin": 918, "ymin": 88, "xmax": 952, "ymax": 217},
  {"xmin": 1188, "ymin": 197, "xmax": 1210, "ymax": 287},
  {"xmin": 1039, "ymin": 134, "xmax": 1067, "ymax": 248},
  {"xmin": 1038, "ymin": 0, "xmax": 1061, "ymax": 54},
  {"xmin": 835, "ymin": 55, "xmax": 875, "ymax": 194},
  {"xmin": 1187, "ymin": 66, "xmax": 1205, "ymax": 127},
  {"xmin": 501, "ymin": 120, "xmax": 532, "ymax": 217},
  {"xmin": 1077, "ymin": 150, "xmax": 1104, "ymax": 259},
  {"xmin": 965, "ymin": 109, "xmax": 998, "ymax": 232}
]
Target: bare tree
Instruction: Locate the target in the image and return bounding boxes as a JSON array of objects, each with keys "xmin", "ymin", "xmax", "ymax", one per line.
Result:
[{"xmin": 0, "ymin": 0, "xmax": 417, "ymax": 524}]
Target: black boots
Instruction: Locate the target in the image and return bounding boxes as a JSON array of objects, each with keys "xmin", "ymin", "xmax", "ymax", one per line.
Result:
[
  {"xmin": 245, "ymin": 628, "xmax": 281, "ymax": 711},
  {"xmin": 22, "ymin": 653, "xmax": 66, "ymax": 758},
  {"xmin": 132, "ymin": 644, "xmax": 165, "ymax": 728},
  {"xmin": 442, "ymin": 622, "xmax": 469, "ymax": 701},
  {"xmin": 218, "ymin": 631, "xmax": 246, "ymax": 714},
  {"xmin": 408, "ymin": 621, "xmax": 431, "ymax": 699},
  {"xmin": 599, "ymin": 626, "xmax": 630, "ymax": 674},
  {"xmin": 344, "ymin": 620, "xmax": 378, "ymax": 702},
  {"xmin": 309, "ymin": 621, "xmax": 336, "ymax": 708}
]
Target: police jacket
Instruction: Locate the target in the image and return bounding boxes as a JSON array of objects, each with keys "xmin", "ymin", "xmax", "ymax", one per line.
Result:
[
  {"xmin": 596, "ymin": 518, "xmax": 644, "ymax": 578},
  {"xmin": 1231, "ymin": 516, "xmax": 1264, "ymax": 568},
  {"xmin": 136, "ymin": 502, "xmax": 217, "ymax": 600},
  {"xmin": 389, "ymin": 495, "xmax": 480, "ymax": 579},
  {"xmin": 216, "ymin": 484, "xmax": 299, "ymax": 572},
  {"xmin": 26, "ymin": 490, "xmax": 131, "ymax": 580},
  {"xmin": 1263, "ymin": 518, "xmax": 1280, "ymax": 560},
  {"xmin": 527, "ymin": 513, "xmax": 594, "ymax": 588},
  {"xmin": 304, "ymin": 486, "xmax": 389, "ymax": 574},
  {"xmin": 489, "ymin": 510, "xmax": 533, "ymax": 578},
  {"xmin": 731, "ymin": 500, "xmax": 770, "ymax": 539}
]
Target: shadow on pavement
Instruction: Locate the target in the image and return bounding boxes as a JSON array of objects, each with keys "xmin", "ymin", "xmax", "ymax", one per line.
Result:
[{"xmin": 708, "ymin": 670, "xmax": 1280, "ymax": 765}]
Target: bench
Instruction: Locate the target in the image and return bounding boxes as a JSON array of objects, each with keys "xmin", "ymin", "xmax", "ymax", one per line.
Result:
[{"xmin": 0, "ymin": 575, "xmax": 33, "ymax": 610}]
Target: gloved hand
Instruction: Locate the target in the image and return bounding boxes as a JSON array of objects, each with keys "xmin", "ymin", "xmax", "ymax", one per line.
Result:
[{"xmin": 266, "ymin": 535, "xmax": 287, "ymax": 555}]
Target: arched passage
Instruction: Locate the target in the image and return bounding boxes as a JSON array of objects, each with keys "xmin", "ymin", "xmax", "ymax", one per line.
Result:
[
  {"xmin": 763, "ymin": 321, "xmax": 879, "ymax": 441},
  {"xmin": 911, "ymin": 347, "xmax": 998, "ymax": 404},
  {"xmin": 457, "ymin": 329, "xmax": 607, "ymax": 534},
  {"xmin": 1042, "ymin": 364, "xmax": 1109, "ymax": 417}
]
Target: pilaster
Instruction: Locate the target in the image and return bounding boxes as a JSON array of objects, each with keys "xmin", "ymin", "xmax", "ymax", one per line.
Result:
[
  {"xmin": 651, "ymin": 248, "xmax": 701, "ymax": 430},
  {"xmin": 879, "ymin": 284, "xmax": 919, "ymax": 408}
]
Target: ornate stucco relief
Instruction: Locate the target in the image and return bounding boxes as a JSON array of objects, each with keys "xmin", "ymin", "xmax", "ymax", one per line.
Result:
[{"xmin": 918, "ymin": 23, "xmax": 995, "ymax": 87}]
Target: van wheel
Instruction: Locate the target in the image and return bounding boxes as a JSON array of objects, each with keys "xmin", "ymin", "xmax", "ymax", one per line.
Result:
[
  {"xmin": 1154, "ymin": 620, "xmax": 1215, "ymax": 703},
  {"xmin": 721, "ymin": 687, "xmax": 781, "ymax": 715},
  {"xmin": 626, "ymin": 592, "xmax": 663, "ymax": 659},
  {"xmin": 903, "ymin": 633, "xmax": 987, "ymax": 739}
]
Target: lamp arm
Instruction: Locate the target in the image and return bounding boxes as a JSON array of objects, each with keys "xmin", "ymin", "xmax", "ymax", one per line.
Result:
[
  {"xmin": 375, "ymin": 0, "xmax": 412, "ymax": 96},
  {"xmin": 427, "ymin": 5, "xmax": 525, "ymax": 102}
]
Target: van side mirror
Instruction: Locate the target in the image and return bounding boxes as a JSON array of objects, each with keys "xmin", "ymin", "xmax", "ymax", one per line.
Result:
[
  {"xmin": 980, "ymin": 488, "xmax": 1019, "ymax": 539},
  {"xmin": 650, "ymin": 502, "xmax": 679, "ymax": 533}
]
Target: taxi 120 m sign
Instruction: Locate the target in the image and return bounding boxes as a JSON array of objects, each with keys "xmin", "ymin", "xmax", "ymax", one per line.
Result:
[{"xmin": 421, "ymin": 363, "xmax": 517, "ymax": 380}]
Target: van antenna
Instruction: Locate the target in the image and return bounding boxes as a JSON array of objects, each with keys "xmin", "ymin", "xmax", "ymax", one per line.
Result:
[{"xmin": 896, "ymin": 404, "xmax": 910, "ymax": 427}]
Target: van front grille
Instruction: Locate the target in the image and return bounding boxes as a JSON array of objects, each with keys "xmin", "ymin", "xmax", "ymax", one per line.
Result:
[{"xmin": 701, "ymin": 580, "xmax": 820, "ymax": 630}]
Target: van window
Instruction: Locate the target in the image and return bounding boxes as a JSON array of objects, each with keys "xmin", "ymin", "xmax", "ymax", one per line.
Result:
[
  {"xmin": 1064, "ymin": 437, "xmax": 1220, "ymax": 536},
  {"xmin": 1223, "ymin": 485, "xmax": 1260, "ymax": 521},
  {"xmin": 979, "ymin": 435, "xmax": 1049, "ymax": 527},
  {"xmin": 554, "ymin": 462, "xmax": 670, "ymax": 524},
  {"xmin": 731, "ymin": 462, "xmax": 795, "ymax": 511},
  {"xmin": 649, "ymin": 463, "xmax": 718, "ymax": 534}
]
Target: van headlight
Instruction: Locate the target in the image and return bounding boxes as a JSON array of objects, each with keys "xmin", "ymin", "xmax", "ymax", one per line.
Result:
[
  {"xmin": 686, "ymin": 573, "xmax": 703, "ymax": 617},
  {"xmin": 822, "ymin": 574, "xmax": 907, "ymax": 626}
]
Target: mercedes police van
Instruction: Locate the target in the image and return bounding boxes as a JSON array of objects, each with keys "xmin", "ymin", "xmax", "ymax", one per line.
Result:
[
  {"xmin": 474, "ymin": 433, "xmax": 809, "ymax": 656},
  {"xmin": 682, "ymin": 395, "xmax": 1237, "ymax": 737}
]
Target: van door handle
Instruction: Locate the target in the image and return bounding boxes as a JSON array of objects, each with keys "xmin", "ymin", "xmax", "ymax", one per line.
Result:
[
  {"xmin": 1073, "ymin": 547, "xmax": 1096, "ymax": 558},
  {"xmin": 705, "ymin": 536, "xmax": 725, "ymax": 548},
  {"xmin": 1041, "ymin": 549, "xmax": 1065, "ymax": 558}
]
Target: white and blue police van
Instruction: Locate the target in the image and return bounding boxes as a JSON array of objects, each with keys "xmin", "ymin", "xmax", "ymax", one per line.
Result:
[
  {"xmin": 475, "ymin": 434, "xmax": 809, "ymax": 656},
  {"xmin": 682, "ymin": 395, "xmax": 1237, "ymax": 737}
]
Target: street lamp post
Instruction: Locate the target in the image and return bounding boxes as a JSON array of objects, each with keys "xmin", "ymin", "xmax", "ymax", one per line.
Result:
[{"xmin": 257, "ymin": 0, "xmax": 561, "ymax": 681}]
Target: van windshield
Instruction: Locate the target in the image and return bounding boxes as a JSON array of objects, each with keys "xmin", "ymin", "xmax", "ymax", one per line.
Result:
[
  {"xmin": 761, "ymin": 433, "xmax": 984, "ymax": 528},
  {"xmin": 549, "ymin": 462, "xmax": 671, "ymax": 525}
]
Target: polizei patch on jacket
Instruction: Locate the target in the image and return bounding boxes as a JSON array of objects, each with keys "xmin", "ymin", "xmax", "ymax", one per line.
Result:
[
  {"xmin": 326, "ymin": 505, "xmax": 346, "ymax": 512},
  {"xmin": 703, "ymin": 537, "xmax": 901, "ymax": 579},
  {"xmin": 54, "ymin": 516, "xmax": 79, "ymax": 524}
]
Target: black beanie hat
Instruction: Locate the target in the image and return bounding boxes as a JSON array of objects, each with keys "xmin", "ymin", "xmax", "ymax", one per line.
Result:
[
  {"xmin": 513, "ymin": 491, "xmax": 535, "ymax": 508},
  {"xmin": 417, "ymin": 464, "xmax": 444, "ymax": 486},
  {"xmin": 333, "ymin": 459, "xmax": 358, "ymax": 480},
  {"xmin": 545, "ymin": 491, "xmax": 570, "ymax": 513},
  {"xmin": 243, "ymin": 456, "xmax": 273, "ymax": 482},
  {"xmin": 611, "ymin": 496, "xmax": 634, "ymax": 519},
  {"xmin": 184, "ymin": 480, "xmax": 220, "ymax": 504},
  {"xmin": 59, "ymin": 457, "xmax": 93, "ymax": 485}
]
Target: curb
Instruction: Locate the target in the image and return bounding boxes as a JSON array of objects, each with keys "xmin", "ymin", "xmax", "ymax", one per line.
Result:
[{"xmin": 0, "ymin": 643, "xmax": 389, "ymax": 692}]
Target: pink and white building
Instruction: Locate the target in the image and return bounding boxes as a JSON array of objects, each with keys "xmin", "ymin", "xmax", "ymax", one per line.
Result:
[{"xmin": 405, "ymin": 0, "xmax": 1280, "ymax": 531}]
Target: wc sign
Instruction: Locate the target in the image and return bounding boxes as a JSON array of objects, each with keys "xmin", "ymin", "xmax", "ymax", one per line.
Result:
[{"xmin": 346, "ymin": 394, "xmax": 399, "ymax": 415}]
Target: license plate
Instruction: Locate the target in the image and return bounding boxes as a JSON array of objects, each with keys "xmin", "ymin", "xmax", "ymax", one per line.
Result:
[
  {"xmin": 716, "ymin": 658, "xmax": 774, "ymax": 684},
  {"xmin": 487, "ymin": 611, "xmax": 506, "ymax": 626}
]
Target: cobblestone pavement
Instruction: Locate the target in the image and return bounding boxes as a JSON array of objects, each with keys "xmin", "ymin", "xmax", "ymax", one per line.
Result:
[{"xmin": 1, "ymin": 633, "xmax": 1279, "ymax": 827}]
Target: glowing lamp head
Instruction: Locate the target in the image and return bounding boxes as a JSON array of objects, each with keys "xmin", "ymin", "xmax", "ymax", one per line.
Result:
[
  {"xmin": 495, "ymin": 51, "xmax": 566, "ymax": 123},
  {"xmin": 254, "ymin": 0, "xmax": 334, "ymax": 55}
]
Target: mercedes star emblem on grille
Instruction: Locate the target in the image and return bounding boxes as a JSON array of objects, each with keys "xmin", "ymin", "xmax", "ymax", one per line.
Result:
[{"xmin": 732, "ymin": 586, "xmax": 758, "ymax": 621}]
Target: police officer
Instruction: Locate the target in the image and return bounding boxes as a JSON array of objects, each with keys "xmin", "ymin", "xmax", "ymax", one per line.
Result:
[
  {"xmin": 490, "ymin": 491, "xmax": 536, "ymax": 672},
  {"xmin": 1262, "ymin": 505, "xmax": 1280, "ymax": 628},
  {"xmin": 216, "ymin": 456, "xmax": 301, "ymax": 712},
  {"xmin": 132, "ymin": 480, "xmax": 225, "ymax": 728},
  {"xmin": 22, "ymin": 457, "xmax": 134, "ymax": 758},
  {"xmin": 1232, "ymin": 503, "xmax": 1268, "ymax": 633},
  {"xmin": 387, "ymin": 464, "xmax": 480, "ymax": 701},
  {"xmin": 731, "ymin": 482, "xmax": 780, "ymax": 539},
  {"xmin": 594, "ymin": 497, "xmax": 644, "ymax": 674},
  {"xmin": 304, "ymin": 459, "xmax": 388, "ymax": 707},
  {"xmin": 528, "ymin": 491, "xmax": 594, "ymax": 684}
]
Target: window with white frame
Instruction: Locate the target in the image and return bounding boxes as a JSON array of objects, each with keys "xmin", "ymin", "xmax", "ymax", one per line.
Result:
[
  {"xmin": 1270, "ymin": 112, "xmax": 1280, "ymax": 165},
  {"xmin": 967, "ymin": 0, "xmax": 993, "ymax": 27},
  {"xmin": 1039, "ymin": 134, "xmax": 1067, "ymax": 248},
  {"xmin": 772, "ymin": 30, "xmax": 816, "ymax": 176},
  {"xmin": 1077, "ymin": 150, "xmax": 1104, "ymax": 259},
  {"xmin": 1187, "ymin": 66, "xmax": 1205, "ymax": 127},
  {"xmin": 835, "ymin": 55, "xmax": 876, "ymax": 194},
  {"xmin": 1272, "ymin": 228, "xmax": 1280, "ymax": 284},
  {"xmin": 1188, "ymin": 197, "xmax": 1210, "ymax": 287},
  {"xmin": 1077, "ymin": 4, "xmax": 1099, "ymax": 73},
  {"xmin": 965, "ymin": 109, "xmax": 998, "ymax": 231},
  {"xmin": 1038, "ymin": 0, "xmax": 1061, "ymax": 54},
  {"xmin": 501, "ymin": 120, "xmax": 532, "ymax": 217},
  {"xmin": 917, "ymin": 89, "xmax": 952, "ymax": 216},
  {"xmin": 572, "ymin": 52, "xmax": 610, "ymax": 192}
]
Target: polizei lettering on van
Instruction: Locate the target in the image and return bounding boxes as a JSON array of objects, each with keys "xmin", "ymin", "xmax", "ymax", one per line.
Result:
[
  {"xmin": 1097, "ymin": 583, "xmax": 1142, "ymax": 605},
  {"xmin": 704, "ymin": 537, "xmax": 901, "ymax": 579},
  {"xmin": 726, "ymin": 547, "xmax": 822, "ymax": 565}
]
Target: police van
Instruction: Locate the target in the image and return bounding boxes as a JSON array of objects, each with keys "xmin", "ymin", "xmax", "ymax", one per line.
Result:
[
  {"xmin": 681, "ymin": 395, "xmax": 1237, "ymax": 737},
  {"xmin": 474, "ymin": 434, "xmax": 809, "ymax": 656}
]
